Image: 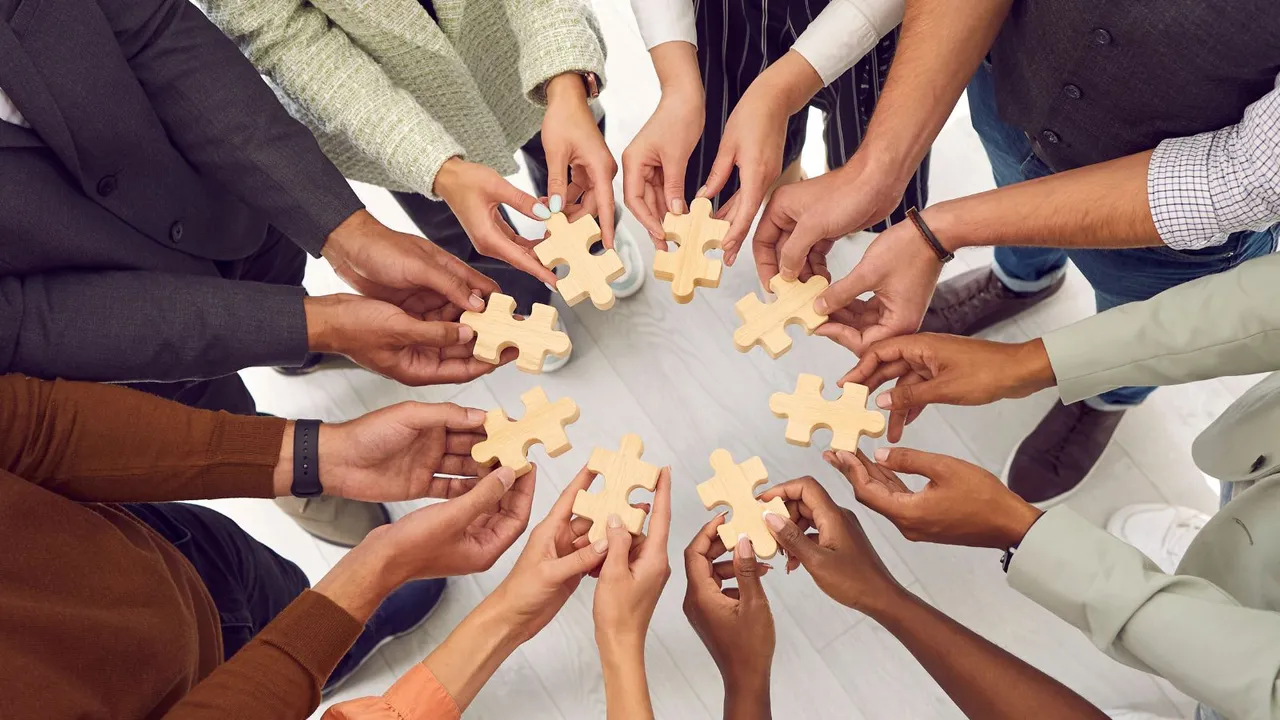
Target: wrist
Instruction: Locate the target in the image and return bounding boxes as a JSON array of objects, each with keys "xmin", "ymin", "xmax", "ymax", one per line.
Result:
[
  {"xmin": 597, "ymin": 630, "xmax": 646, "ymax": 661},
  {"xmin": 312, "ymin": 536, "xmax": 399, "ymax": 623},
  {"xmin": 919, "ymin": 201, "xmax": 969, "ymax": 253},
  {"xmin": 855, "ymin": 581, "xmax": 916, "ymax": 624},
  {"xmin": 432, "ymin": 156, "xmax": 466, "ymax": 200},
  {"xmin": 755, "ymin": 50, "xmax": 822, "ymax": 116},
  {"xmin": 723, "ymin": 673, "xmax": 771, "ymax": 720},
  {"xmin": 272, "ymin": 422, "xmax": 295, "ymax": 497},
  {"xmin": 997, "ymin": 501, "xmax": 1045, "ymax": 550},
  {"xmin": 321, "ymin": 209, "xmax": 374, "ymax": 264},
  {"xmin": 546, "ymin": 72, "xmax": 589, "ymax": 107},
  {"xmin": 1012, "ymin": 338, "xmax": 1057, "ymax": 395},
  {"xmin": 303, "ymin": 295, "xmax": 344, "ymax": 354}
]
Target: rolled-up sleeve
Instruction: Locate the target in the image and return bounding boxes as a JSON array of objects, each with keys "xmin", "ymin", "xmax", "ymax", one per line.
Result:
[{"xmin": 792, "ymin": 0, "xmax": 903, "ymax": 86}]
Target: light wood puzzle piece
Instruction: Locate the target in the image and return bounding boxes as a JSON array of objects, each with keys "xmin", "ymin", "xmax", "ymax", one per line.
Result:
[
  {"xmin": 769, "ymin": 374, "xmax": 886, "ymax": 452},
  {"xmin": 471, "ymin": 387, "xmax": 580, "ymax": 477},
  {"xmin": 537, "ymin": 213, "xmax": 625, "ymax": 310},
  {"xmin": 653, "ymin": 197, "xmax": 729, "ymax": 304},
  {"xmin": 696, "ymin": 450, "xmax": 788, "ymax": 559},
  {"xmin": 460, "ymin": 293, "xmax": 571, "ymax": 374},
  {"xmin": 733, "ymin": 274, "xmax": 830, "ymax": 358},
  {"xmin": 573, "ymin": 434, "xmax": 660, "ymax": 543}
]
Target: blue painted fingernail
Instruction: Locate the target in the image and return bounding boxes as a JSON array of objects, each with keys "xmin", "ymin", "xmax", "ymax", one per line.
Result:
[
  {"xmin": 549, "ymin": 195, "xmax": 563, "ymax": 214},
  {"xmin": 532, "ymin": 202, "xmax": 552, "ymax": 220}
]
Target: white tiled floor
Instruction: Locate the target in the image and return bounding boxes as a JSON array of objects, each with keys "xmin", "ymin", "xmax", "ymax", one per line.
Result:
[{"xmin": 200, "ymin": 2, "xmax": 1256, "ymax": 717}]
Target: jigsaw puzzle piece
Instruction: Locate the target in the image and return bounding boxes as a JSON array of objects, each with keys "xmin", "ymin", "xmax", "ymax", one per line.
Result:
[
  {"xmin": 696, "ymin": 450, "xmax": 787, "ymax": 559},
  {"xmin": 573, "ymin": 434, "xmax": 660, "ymax": 542},
  {"xmin": 471, "ymin": 387, "xmax": 580, "ymax": 476}
]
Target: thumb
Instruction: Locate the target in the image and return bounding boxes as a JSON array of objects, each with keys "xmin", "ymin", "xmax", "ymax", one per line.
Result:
[
  {"xmin": 550, "ymin": 532, "xmax": 609, "ymax": 582},
  {"xmin": 873, "ymin": 447, "xmax": 955, "ymax": 483},
  {"xmin": 732, "ymin": 534, "xmax": 767, "ymax": 607},
  {"xmin": 814, "ymin": 264, "xmax": 875, "ymax": 317},
  {"xmin": 602, "ymin": 513, "xmax": 635, "ymax": 577},
  {"xmin": 777, "ymin": 220, "xmax": 824, "ymax": 282},
  {"xmin": 697, "ymin": 145, "xmax": 736, "ymax": 201},
  {"xmin": 661, "ymin": 152, "xmax": 689, "ymax": 216},
  {"xmin": 382, "ymin": 401, "xmax": 488, "ymax": 431},
  {"xmin": 493, "ymin": 177, "xmax": 551, "ymax": 223},
  {"xmin": 446, "ymin": 466, "xmax": 515, "ymax": 520},
  {"xmin": 762, "ymin": 509, "xmax": 822, "ymax": 566},
  {"xmin": 392, "ymin": 317, "xmax": 475, "ymax": 348},
  {"xmin": 878, "ymin": 376, "xmax": 953, "ymax": 412}
]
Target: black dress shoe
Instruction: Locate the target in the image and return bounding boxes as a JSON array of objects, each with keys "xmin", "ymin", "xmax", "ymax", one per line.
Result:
[
  {"xmin": 1004, "ymin": 402, "xmax": 1127, "ymax": 505},
  {"xmin": 273, "ymin": 352, "xmax": 359, "ymax": 376},
  {"xmin": 921, "ymin": 266, "xmax": 1065, "ymax": 335}
]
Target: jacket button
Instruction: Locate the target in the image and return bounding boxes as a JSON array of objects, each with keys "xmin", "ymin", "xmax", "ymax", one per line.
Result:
[
  {"xmin": 169, "ymin": 221, "xmax": 184, "ymax": 243},
  {"xmin": 96, "ymin": 175, "xmax": 117, "ymax": 197},
  {"xmin": 1093, "ymin": 28, "xmax": 1112, "ymax": 45},
  {"xmin": 1063, "ymin": 84, "xmax": 1082, "ymax": 100},
  {"xmin": 1041, "ymin": 129, "xmax": 1061, "ymax": 145}
]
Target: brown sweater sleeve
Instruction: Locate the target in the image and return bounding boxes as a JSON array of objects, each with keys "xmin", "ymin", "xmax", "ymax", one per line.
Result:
[
  {"xmin": 0, "ymin": 374, "xmax": 285, "ymax": 501},
  {"xmin": 164, "ymin": 590, "xmax": 365, "ymax": 720}
]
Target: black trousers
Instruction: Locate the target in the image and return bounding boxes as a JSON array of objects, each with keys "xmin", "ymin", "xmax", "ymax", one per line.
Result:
[
  {"xmin": 123, "ymin": 502, "xmax": 312, "ymax": 660},
  {"xmin": 691, "ymin": 0, "xmax": 929, "ymax": 231}
]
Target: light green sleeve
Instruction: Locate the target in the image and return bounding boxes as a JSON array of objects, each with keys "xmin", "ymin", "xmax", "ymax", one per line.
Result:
[
  {"xmin": 201, "ymin": 0, "xmax": 465, "ymax": 197},
  {"xmin": 505, "ymin": 0, "xmax": 608, "ymax": 105},
  {"xmin": 1009, "ymin": 507, "xmax": 1280, "ymax": 720}
]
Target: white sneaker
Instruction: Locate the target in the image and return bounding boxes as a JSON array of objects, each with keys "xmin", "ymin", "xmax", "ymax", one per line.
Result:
[
  {"xmin": 1105, "ymin": 710, "xmax": 1178, "ymax": 720},
  {"xmin": 539, "ymin": 317, "xmax": 572, "ymax": 373},
  {"xmin": 608, "ymin": 223, "xmax": 647, "ymax": 300},
  {"xmin": 1106, "ymin": 504, "xmax": 1209, "ymax": 574}
]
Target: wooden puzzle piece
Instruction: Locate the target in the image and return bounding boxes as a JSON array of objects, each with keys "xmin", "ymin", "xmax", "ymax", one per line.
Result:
[
  {"xmin": 769, "ymin": 374, "xmax": 886, "ymax": 453},
  {"xmin": 471, "ymin": 387, "xmax": 580, "ymax": 477},
  {"xmin": 733, "ymin": 274, "xmax": 830, "ymax": 358},
  {"xmin": 653, "ymin": 197, "xmax": 729, "ymax": 304},
  {"xmin": 536, "ymin": 213, "xmax": 625, "ymax": 310},
  {"xmin": 695, "ymin": 449, "xmax": 788, "ymax": 559},
  {"xmin": 573, "ymin": 434, "xmax": 660, "ymax": 543},
  {"xmin": 460, "ymin": 293, "xmax": 571, "ymax": 374}
]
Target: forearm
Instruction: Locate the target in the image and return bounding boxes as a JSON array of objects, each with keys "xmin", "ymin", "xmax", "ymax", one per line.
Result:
[
  {"xmin": 869, "ymin": 588, "xmax": 1106, "ymax": 720},
  {"xmin": 723, "ymin": 675, "xmax": 771, "ymax": 720},
  {"xmin": 926, "ymin": 150, "xmax": 1160, "ymax": 251},
  {"xmin": 750, "ymin": 51, "xmax": 824, "ymax": 117},
  {"xmin": 599, "ymin": 639, "xmax": 654, "ymax": 720},
  {"xmin": 650, "ymin": 41, "xmax": 703, "ymax": 99},
  {"xmin": 423, "ymin": 598, "xmax": 525, "ymax": 712}
]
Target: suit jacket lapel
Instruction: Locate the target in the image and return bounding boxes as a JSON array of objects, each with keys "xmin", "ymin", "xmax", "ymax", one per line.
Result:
[{"xmin": 0, "ymin": 19, "xmax": 82, "ymax": 175}]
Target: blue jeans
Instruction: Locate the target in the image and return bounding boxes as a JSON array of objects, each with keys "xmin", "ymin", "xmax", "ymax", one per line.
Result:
[{"xmin": 967, "ymin": 63, "xmax": 1278, "ymax": 408}]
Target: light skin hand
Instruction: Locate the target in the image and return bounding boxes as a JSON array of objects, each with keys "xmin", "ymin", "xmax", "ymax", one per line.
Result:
[
  {"xmin": 837, "ymin": 335, "xmax": 1056, "ymax": 442},
  {"xmin": 434, "ymin": 157, "xmax": 559, "ymax": 285},
  {"xmin": 683, "ymin": 516, "xmax": 775, "ymax": 720},
  {"xmin": 542, "ymin": 73, "xmax": 617, "ymax": 248},
  {"xmin": 829, "ymin": 448, "xmax": 1043, "ymax": 550},
  {"xmin": 699, "ymin": 50, "xmax": 822, "ymax": 266}
]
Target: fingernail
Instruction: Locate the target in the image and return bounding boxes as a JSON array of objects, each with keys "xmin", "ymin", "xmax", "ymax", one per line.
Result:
[
  {"xmin": 813, "ymin": 298, "xmax": 829, "ymax": 315},
  {"xmin": 736, "ymin": 532, "xmax": 753, "ymax": 559},
  {"xmin": 496, "ymin": 466, "xmax": 516, "ymax": 490},
  {"xmin": 874, "ymin": 447, "xmax": 890, "ymax": 462},
  {"xmin": 763, "ymin": 511, "xmax": 785, "ymax": 530},
  {"xmin": 669, "ymin": 198, "xmax": 685, "ymax": 215},
  {"xmin": 467, "ymin": 408, "xmax": 487, "ymax": 423},
  {"xmin": 593, "ymin": 537, "xmax": 609, "ymax": 553},
  {"xmin": 695, "ymin": 185, "xmax": 708, "ymax": 198},
  {"xmin": 458, "ymin": 325, "xmax": 475, "ymax": 343},
  {"xmin": 469, "ymin": 293, "xmax": 485, "ymax": 310},
  {"xmin": 607, "ymin": 513, "xmax": 622, "ymax": 529},
  {"xmin": 876, "ymin": 393, "xmax": 892, "ymax": 408},
  {"xmin": 532, "ymin": 202, "xmax": 552, "ymax": 220},
  {"xmin": 549, "ymin": 194, "xmax": 563, "ymax": 213}
]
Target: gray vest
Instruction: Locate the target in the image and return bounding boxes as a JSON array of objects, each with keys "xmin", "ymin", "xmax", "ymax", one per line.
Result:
[{"xmin": 990, "ymin": 1, "xmax": 1280, "ymax": 172}]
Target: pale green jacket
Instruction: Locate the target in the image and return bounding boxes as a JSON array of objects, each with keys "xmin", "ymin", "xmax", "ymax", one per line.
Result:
[
  {"xmin": 200, "ymin": 0, "xmax": 606, "ymax": 198},
  {"xmin": 1013, "ymin": 250, "xmax": 1280, "ymax": 720}
]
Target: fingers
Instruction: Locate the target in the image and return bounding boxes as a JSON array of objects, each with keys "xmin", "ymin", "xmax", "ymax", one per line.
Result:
[
  {"xmin": 732, "ymin": 534, "xmax": 768, "ymax": 607},
  {"xmin": 814, "ymin": 264, "xmax": 875, "ymax": 319},
  {"xmin": 886, "ymin": 373, "xmax": 925, "ymax": 443},
  {"xmin": 549, "ymin": 531, "xmax": 609, "ymax": 582},
  {"xmin": 752, "ymin": 216, "xmax": 786, "ymax": 286},
  {"xmin": 825, "ymin": 450, "xmax": 912, "ymax": 519},
  {"xmin": 546, "ymin": 148, "xmax": 569, "ymax": 216},
  {"xmin": 661, "ymin": 152, "xmax": 689, "ymax": 219},
  {"xmin": 493, "ymin": 177, "xmax": 551, "ymax": 223},
  {"xmin": 546, "ymin": 465, "xmax": 596, "ymax": 527},
  {"xmin": 758, "ymin": 476, "xmax": 846, "ymax": 533},
  {"xmin": 386, "ymin": 401, "xmax": 487, "ymax": 431},
  {"xmin": 874, "ymin": 447, "xmax": 960, "ymax": 483},
  {"xmin": 684, "ymin": 513, "xmax": 728, "ymax": 594},
  {"xmin": 601, "ymin": 514, "xmax": 635, "ymax": 576},
  {"xmin": 776, "ymin": 221, "xmax": 825, "ymax": 282},
  {"xmin": 697, "ymin": 145, "xmax": 735, "ymax": 203},
  {"xmin": 623, "ymin": 154, "xmax": 666, "ymax": 241},
  {"xmin": 639, "ymin": 468, "xmax": 672, "ymax": 563},
  {"xmin": 762, "ymin": 508, "xmax": 824, "ymax": 567},
  {"xmin": 721, "ymin": 182, "xmax": 765, "ymax": 265},
  {"xmin": 446, "ymin": 465, "xmax": 516, "ymax": 522},
  {"xmin": 587, "ymin": 162, "xmax": 617, "ymax": 249},
  {"xmin": 412, "ymin": 250, "xmax": 490, "ymax": 312}
]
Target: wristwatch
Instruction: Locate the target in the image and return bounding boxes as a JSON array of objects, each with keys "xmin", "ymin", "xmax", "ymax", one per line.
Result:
[
  {"xmin": 578, "ymin": 71, "xmax": 602, "ymax": 99},
  {"xmin": 291, "ymin": 419, "xmax": 324, "ymax": 498}
]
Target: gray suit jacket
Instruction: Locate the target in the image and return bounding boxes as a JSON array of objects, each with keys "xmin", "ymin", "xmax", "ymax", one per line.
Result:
[
  {"xmin": 1011, "ymin": 251, "xmax": 1280, "ymax": 719},
  {"xmin": 0, "ymin": 0, "xmax": 363, "ymax": 383}
]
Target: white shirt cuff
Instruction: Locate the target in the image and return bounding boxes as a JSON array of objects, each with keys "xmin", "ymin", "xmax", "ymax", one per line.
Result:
[
  {"xmin": 630, "ymin": 0, "xmax": 697, "ymax": 51},
  {"xmin": 792, "ymin": 0, "xmax": 902, "ymax": 86}
]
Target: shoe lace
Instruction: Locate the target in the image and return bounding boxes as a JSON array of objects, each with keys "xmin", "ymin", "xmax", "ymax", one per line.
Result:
[{"xmin": 939, "ymin": 277, "xmax": 1008, "ymax": 322}]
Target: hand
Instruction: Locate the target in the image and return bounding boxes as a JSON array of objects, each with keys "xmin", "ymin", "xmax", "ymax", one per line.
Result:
[
  {"xmin": 486, "ymin": 465, "xmax": 612, "ymax": 643},
  {"xmin": 315, "ymin": 401, "xmax": 488, "ymax": 501},
  {"xmin": 840, "ymin": 335, "xmax": 1057, "ymax": 442},
  {"xmin": 305, "ymin": 293, "xmax": 511, "ymax": 385},
  {"xmin": 811, "ymin": 219, "xmax": 944, "ymax": 354},
  {"xmin": 622, "ymin": 84, "xmax": 705, "ymax": 246},
  {"xmin": 700, "ymin": 51, "xmax": 820, "ymax": 266},
  {"xmin": 542, "ymin": 73, "xmax": 617, "ymax": 248},
  {"xmin": 593, "ymin": 469, "xmax": 673, "ymax": 645},
  {"xmin": 829, "ymin": 448, "xmax": 1043, "ymax": 549},
  {"xmin": 752, "ymin": 147, "xmax": 914, "ymax": 286},
  {"xmin": 434, "ymin": 158, "xmax": 559, "ymax": 285},
  {"xmin": 758, "ymin": 477, "xmax": 903, "ymax": 615},
  {"xmin": 683, "ymin": 515, "xmax": 775, "ymax": 700},
  {"xmin": 322, "ymin": 209, "xmax": 497, "ymax": 313}
]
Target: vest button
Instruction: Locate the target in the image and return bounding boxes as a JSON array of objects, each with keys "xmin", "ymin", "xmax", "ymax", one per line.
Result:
[
  {"xmin": 1041, "ymin": 130, "xmax": 1061, "ymax": 145},
  {"xmin": 1063, "ymin": 84, "xmax": 1082, "ymax": 100},
  {"xmin": 1093, "ymin": 28, "xmax": 1113, "ymax": 45},
  {"xmin": 96, "ymin": 175, "xmax": 117, "ymax": 197},
  {"xmin": 169, "ymin": 221, "xmax": 185, "ymax": 243}
]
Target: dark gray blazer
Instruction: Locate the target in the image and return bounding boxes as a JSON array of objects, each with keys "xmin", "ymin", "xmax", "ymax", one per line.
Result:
[{"xmin": 0, "ymin": 0, "xmax": 363, "ymax": 382}]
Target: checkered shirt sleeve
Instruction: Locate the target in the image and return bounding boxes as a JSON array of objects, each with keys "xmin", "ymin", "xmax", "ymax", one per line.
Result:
[{"xmin": 1148, "ymin": 75, "xmax": 1280, "ymax": 250}]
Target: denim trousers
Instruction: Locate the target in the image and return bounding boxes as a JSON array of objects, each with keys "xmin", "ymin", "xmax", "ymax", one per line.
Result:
[{"xmin": 967, "ymin": 62, "xmax": 1278, "ymax": 408}]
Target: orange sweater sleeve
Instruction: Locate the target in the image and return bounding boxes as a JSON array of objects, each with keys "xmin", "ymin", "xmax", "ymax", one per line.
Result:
[
  {"xmin": 323, "ymin": 664, "xmax": 462, "ymax": 720},
  {"xmin": 0, "ymin": 374, "xmax": 284, "ymax": 501}
]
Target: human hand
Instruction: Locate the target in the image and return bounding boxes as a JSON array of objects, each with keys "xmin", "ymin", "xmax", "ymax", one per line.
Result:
[
  {"xmin": 758, "ymin": 477, "xmax": 903, "ymax": 615},
  {"xmin": 434, "ymin": 158, "xmax": 559, "ymax": 285},
  {"xmin": 304, "ymin": 293, "xmax": 511, "ymax": 385},
  {"xmin": 828, "ymin": 448, "xmax": 1043, "ymax": 550},
  {"xmin": 322, "ymin": 209, "xmax": 497, "ymax": 313},
  {"xmin": 810, "ymin": 219, "xmax": 944, "ymax": 354},
  {"xmin": 542, "ymin": 73, "xmax": 617, "ymax": 248},
  {"xmin": 699, "ymin": 51, "xmax": 820, "ymax": 266},
  {"xmin": 593, "ymin": 469, "xmax": 672, "ymax": 646},
  {"xmin": 683, "ymin": 514, "xmax": 776, "ymax": 700},
  {"xmin": 839, "ymin": 334, "xmax": 1056, "ymax": 442},
  {"xmin": 622, "ymin": 83, "xmax": 705, "ymax": 246}
]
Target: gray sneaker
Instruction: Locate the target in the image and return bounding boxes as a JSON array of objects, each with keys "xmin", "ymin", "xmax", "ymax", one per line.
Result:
[{"xmin": 273, "ymin": 496, "xmax": 391, "ymax": 548}]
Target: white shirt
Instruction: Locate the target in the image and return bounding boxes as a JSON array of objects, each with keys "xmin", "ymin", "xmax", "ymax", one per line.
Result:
[
  {"xmin": 0, "ymin": 84, "xmax": 30, "ymax": 127},
  {"xmin": 629, "ymin": 0, "xmax": 904, "ymax": 86}
]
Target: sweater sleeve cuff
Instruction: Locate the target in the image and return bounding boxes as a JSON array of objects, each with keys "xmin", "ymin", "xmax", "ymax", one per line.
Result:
[
  {"xmin": 521, "ymin": 20, "xmax": 607, "ymax": 106},
  {"xmin": 258, "ymin": 590, "xmax": 366, "ymax": 686},
  {"xmin": 202, "ymin": 414, "xmax": 288, "ymax": 499},
  {"xmin": 792, "ymin": 0, "xmax": 897, "ymax": 86}
]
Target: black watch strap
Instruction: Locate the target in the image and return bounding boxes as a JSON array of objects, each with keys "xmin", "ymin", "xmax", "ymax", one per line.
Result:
[
  {"xmin": 291, "ymin": 419, "xmax": 323, "ymax": 498},
  {"xmin": 906, "ymin": 207, "xmax": 954, "ymax": 264}
]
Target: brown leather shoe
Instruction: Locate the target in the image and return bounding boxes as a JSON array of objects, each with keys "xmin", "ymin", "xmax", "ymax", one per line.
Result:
[
  {"xmin": 920, "ymin": 266, "xmax": 1065, "ymax": 335},
  {"xmin": 273, "ymin": 496, "xmax": 391, "ymax": 547},
  {"xmin": 1004, "ymin": 402, "xmax": 1127, "ymax": 505}
]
